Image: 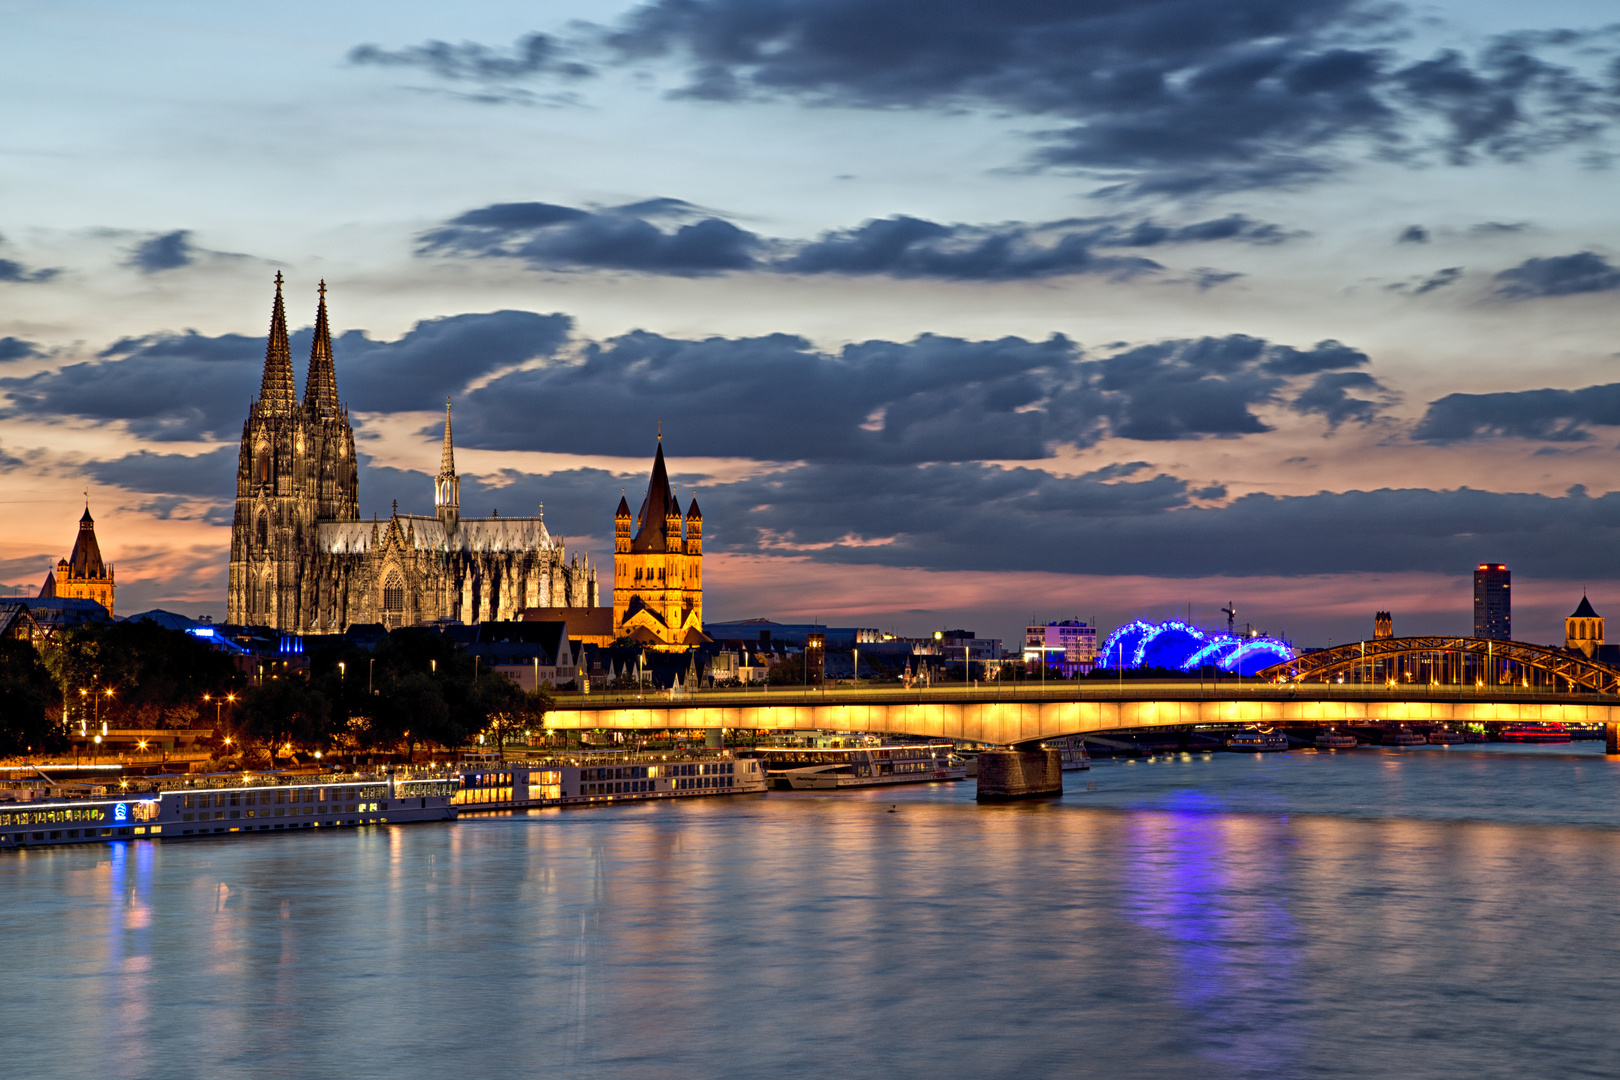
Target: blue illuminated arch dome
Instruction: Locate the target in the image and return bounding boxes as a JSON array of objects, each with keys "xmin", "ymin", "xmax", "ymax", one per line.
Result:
[{"xmin": 1099, "ymin": 620, "xmax": 1294, "ymax": 677}]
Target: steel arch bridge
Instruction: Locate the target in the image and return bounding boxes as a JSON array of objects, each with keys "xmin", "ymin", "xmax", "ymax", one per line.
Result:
[{"xmin": 1257, "ymin": 636, "xmax": 1620, "ymax": 694}]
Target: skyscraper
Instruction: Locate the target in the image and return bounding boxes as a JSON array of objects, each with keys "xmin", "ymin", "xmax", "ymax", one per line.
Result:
[{"xmin": 1473, "ymin": 564, "xmax": 1510, "ymax": 640}]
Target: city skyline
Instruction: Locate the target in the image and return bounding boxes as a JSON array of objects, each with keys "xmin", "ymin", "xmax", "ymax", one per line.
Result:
[{"xmin": 4, "ymin": 0, "xmax": 1620, "ymax": 645}]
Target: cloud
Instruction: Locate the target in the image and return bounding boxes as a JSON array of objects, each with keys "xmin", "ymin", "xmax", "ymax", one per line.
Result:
[
  {"xmin": 453, "ymin": 328, "xmax": 1380, "ymax": 461},
  {"xmin": 423, "ymin": 201, "xmax": 1289, "ymax": 281},
  {"xmin": 1, "ymin": 310, "xmax": 572, "ymax": 440},
  {"xmin": 0, "ymin": 337, "xmax": 41, "ymax": 362},
  {"xmin": 85, "ymin": 446, "xmax": 237, "ymax": 498},
  {"xmin": 127, "ymin": 230, "xmax": 195, "ymax": 273},
  {"xmin": 349, "ymin": 33, "xmax": 593, "ymax": 82},
  {"xmin": 1398, "ymin": 225, "xmax": 1429, "ymax": 243},
  {"xmin": 420, "ymin": 201, "xmax": 763, "ymax": 275},
  {"xmin": 1413, "ymin": 384, "xmax": 1620, "ymax": 444},
  {"xmin": 350, "ymin": 3, "xmax": 1620, "ymax": 194},
  {"xmin": 1493, "ymin": 251, "xmax": 1620, "ymax": 299},
  {"xmin": 1291, "ymin": 370, "xmax": 1396, "ymax": 430},
  {"xmin": 1387, "ymin": 266, "xmax": 1463, "ymax": 295}
]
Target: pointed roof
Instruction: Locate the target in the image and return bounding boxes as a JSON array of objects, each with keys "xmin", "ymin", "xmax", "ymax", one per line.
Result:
[
  {"xmin": 303, "ymin": 279, "xmax": 339, "ymax": 415},
  {"xmin": 38, "ymin": 568, "xmax": 56, "ymax": 599},
  {"xmin": 259, "ymin": 272, "xmax": 297, "ymax": 411},
  {"xmin": 439, "ymin": 398, "xmax": 456, "ymax": 477},
  {"xmin": 1571, "ymin": 595, "xmax": 1600, "ymax": 619},
  {"xmin": 616, "ymin": 493, "xmax": 631, "ymax": 520},
  {"xmin": 684, "ymin": 496, "xmax": 701, "ymax": 521},
  {"xmin": 631, "ymin": 439, "xmax": 679, "ymax": 553},
  {"xmin": 67, "ymin": 505, "xmax": 105, "ymax": 579}
]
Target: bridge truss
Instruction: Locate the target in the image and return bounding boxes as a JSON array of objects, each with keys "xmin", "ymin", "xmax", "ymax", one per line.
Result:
[{"xmin": 1258, "ymin": 636, "xmax": 1620, "ymax": 694}]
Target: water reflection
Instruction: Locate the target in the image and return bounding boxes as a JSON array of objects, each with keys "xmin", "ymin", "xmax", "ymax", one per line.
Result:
[{"xmin": 2, "ymin": 749, "xmax": 1620, "ymax": 1079}]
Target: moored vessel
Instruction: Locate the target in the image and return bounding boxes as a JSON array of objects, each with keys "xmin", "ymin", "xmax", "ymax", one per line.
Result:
[
  {"xmin": 0, "ymin": 768, "xmax": 458, "ymax": 850},
  {"xmin": 1426, "ymin": 727, "xmax": 1466, "ymax": 745},
  {"xmin": 1043, "ymin": 736, "xmax": 1092, "ymax": 771},
  {"xmin": 455, "ymin": 749, "xmax": 767, "ymax": 810},
  {"xmin": 1499, "ymin": 722, "xmax": 1571, "ymax": 744},
  {"xmin": 1226, "ymin": 728, "xmax": 1290, "ymax": 752},
  {"xmin": 1315, "ymin": 729, "xmax": 1358, "ymax": 749},
  {"xmin": 758, "ymin": 743, "xmax": 966, "ymax": 789},
  {"xmin": 1381, "ymin": 726, "xmax": 1427, "ymax": 746}
]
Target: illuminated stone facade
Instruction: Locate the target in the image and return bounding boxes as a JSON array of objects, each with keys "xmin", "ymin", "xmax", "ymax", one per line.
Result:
[
  {"xmin": 226, "ymin": 276, "xmax": 595, "ymax": 632},
  {"xmin": 612, "ymin": 440, "xmax": 704, "ymax": 649},
  {"xmin": 40, "ymin": 505, "xmax": 115, "ymax": 618}
]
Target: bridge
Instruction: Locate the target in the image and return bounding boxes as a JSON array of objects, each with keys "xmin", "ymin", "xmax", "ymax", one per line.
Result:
[
  {"xmin": 1258, "ymin": 635, "xmax": 1620, "ymax": 694},
  {"xmin": 542, "ymin": 680, "xmax": 1620, "ymax": 750}
]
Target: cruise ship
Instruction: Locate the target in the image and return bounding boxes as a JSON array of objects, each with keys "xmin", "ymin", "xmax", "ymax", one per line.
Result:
[
  {"xmin": 455, "ymin": 750, "xmax": 768, "ymax": 810},
  {"xmin": 0, "ymin": 769, "xmax": 459, "ymax": 849},
  {"xmin": 756, "ymin": 744, "xmax": 966, "ymax": 790}
]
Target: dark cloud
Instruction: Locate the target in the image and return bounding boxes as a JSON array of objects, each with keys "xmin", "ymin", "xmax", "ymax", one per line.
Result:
[
  {"xmin": 85, "ymin": 446, "xmax": 237, "ymax": 498},
  {"xmin": 420, "ymin": 201, "xmax": 762, "ymax": 275},
  {"xmin": 1387, "ymin": 266, "xmax": 1463, "ymax": 295},
  {"xmin": 1413, "ymin": 384, "xmax": 1620, "ymax": 444},
  {"xmin": 1398, "ymin": 225, "xmax": 1429, "ymax": 243},
  {"xmin": 0, "ymin": 337, "xmax": 41, "ymax": 362},
  {"xmin": 1493, "ymin": 251, "xmax": 1620, "ymax": 299},
  {"xmin": 127, "ymin": 230, "xmax": 195, "ymax": 273},
  {"xmin": 624, "ymin": 459, "xmax": 1620, "ymax": 581},
  {"xmin": 1471, "ymin": 221, "xmax": 1531, "ymax": 234},
  {"xmin": 353, "ymin": 2, "xmax": 1620, "ymax": 194},
  {"xmin": 0, "ymin": 259, "xmax": 58, "ymax": 283},
  {"xmin": 2, "ymin": 310, "xmax": 572, "ymax": 441},
  {"xmin": 423, "ymin": 201, "xmax": 1289, "ymax": 281},
  {"xmin": 349, "ymin": 33, "xmax": 593, "ymax": 82},
  {"xmin": 453, "ymin": 328, "xmax": 1379, "ymax": 461},
  {"xmin": 1291, "ymin": 370, "xmax": 1394, "ymax": 429}
]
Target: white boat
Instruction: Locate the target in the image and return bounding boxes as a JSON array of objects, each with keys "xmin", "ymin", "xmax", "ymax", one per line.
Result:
[
  {"xmin": 1425, "ymin": 728, "xmax": 1466, "ymax": 745},
  {"xmin": 1043, "ymin": 736, "xmax": 1092, "ymax": 771},
  {"xmin": 1315, "ymin": 729, "xmax": 1358, "ymax": 749},
  {"xmin": 1381, "ymin": 727, "xmax": 1428, "ymax": 746},
  {"xmin": 0, "ymin": 769, "xmax": 458, "ymax": 849},
  {"xmin": 1226, "ymin": 728, "xmax": 1290, "ymax": 752},
  {"xmin": 758, "ymin": 744, "xmax": 967, "ymax": 790},
  {"xmin": 456, "ymin": 751, "xmax": 768, "ymax": 809}
]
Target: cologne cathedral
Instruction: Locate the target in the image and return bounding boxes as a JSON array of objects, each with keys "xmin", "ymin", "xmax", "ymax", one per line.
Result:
[{"xmin": 226, "ymin": 276, "xmax": 596, "ymax": 633}]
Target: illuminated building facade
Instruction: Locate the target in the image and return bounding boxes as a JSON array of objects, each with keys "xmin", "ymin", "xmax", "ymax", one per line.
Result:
[
  {"xmin": 1473, "ymin": 564, "xmax": 1510, "ymax": 640},
  {"xmin": 1374, "ymin": 611, "xmax": 1392, "ymax": 639},
  {"xmin": 1023, "ymin": 620, "xmax": 1097, "ymax": 676},
  {"xmin": 613, "ymin": 438, "xmax": 704, "ymax": 649},
  {"xmin": 40, "ymin": 505, "xmax": 115, "ymax": 618},
  {"xmin": 1566, "ymin": 595, "xmax": 1603, "ymax": 658}
]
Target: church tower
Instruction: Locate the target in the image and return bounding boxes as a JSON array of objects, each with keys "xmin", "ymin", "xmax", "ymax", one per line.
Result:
[
  {"xmin": 435, "ymin": 400, "xmax": 460, "ymax": 530},
  {"xmin": 1567, "ymin": 595, "xmax": 1603, "ymax": 658},
  {"xmin": 612, "ymin": 436, "xmax": 705, "ymax": 649},
  {"xmin": 43, "ymin": 503, "xmax": 115, "ymax": 618},
  {"xmin": 227, "ymin": 275, "xmax": 355, "ymax": 630}
]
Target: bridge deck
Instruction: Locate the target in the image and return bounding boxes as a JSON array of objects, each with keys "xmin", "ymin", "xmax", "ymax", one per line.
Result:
[{"xmin": 544, "ymin": 683, "xmax": 1620, "ymax": 744}]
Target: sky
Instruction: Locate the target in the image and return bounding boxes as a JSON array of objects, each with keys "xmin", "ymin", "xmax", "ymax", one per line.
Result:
[{"xmin": 3, "ymin": 0, "xmax": 1620, "ymax": 647}]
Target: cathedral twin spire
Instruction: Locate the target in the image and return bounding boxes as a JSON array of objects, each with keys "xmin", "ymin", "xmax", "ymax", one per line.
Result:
[{"xmin": 257, "ymin": 272, "xmax": 339, "ymax": 416}]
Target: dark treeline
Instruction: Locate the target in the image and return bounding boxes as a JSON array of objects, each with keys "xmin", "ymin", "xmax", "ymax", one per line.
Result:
[{"xmin": 0, "ymin": 620, "xmax": 544, "ymax": 763}]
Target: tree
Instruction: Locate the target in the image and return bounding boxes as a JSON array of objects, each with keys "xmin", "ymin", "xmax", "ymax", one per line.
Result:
[
  {"xmin": 43, "ymin": 619, "xmax": 240, "ymax": 729},
  {"xmin": 233, "ymin": 678, "xmax": 330, "ymax": 767},
  {"xmin": 0, "ymin": 638, "xmax": 63, "ymax": 755}
]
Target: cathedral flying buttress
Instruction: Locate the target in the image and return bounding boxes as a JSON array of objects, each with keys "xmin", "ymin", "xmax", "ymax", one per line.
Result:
[{"xmin": 226, "ymin": 277, "xmax": 596, "ymax": 633}]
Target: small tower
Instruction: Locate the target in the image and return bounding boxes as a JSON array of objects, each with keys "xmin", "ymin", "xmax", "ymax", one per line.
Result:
[
  {"xmin": 1566, "ymin": 595, "xmax": 1603, "ymax": 658},
  {"xmin": 614, "ymin": 493, "xmax": 632, "ymax": 554},
  {"xmin": 665, "ymin": 489, "xmax": 684, "ymax": 554},
  {"xmin": 684, "ymin": 497, "xmax": 702, "ymax": 556},
  {"xmin": 434, "ymin": 399, "xmax": 460, "ymax": 530},
  {"xmin": 48, "ymin": 502, "xmax": 115, "ymax": 618},
  {"xmin": 1374, "ymin": 611, "xmax": 1392, "ymax": 639}
]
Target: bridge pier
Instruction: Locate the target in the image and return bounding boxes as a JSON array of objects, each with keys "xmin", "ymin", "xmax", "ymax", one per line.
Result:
[
  {"xmin": 1607, "ymin": 723, "xmax": 1619, "ymax": 755},
  {"xmin": 976, "ymin": 749, "xmax": 1063, "ymax": 802}
]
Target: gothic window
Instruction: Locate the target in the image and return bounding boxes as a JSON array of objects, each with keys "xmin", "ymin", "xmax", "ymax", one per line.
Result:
[
  {"xmin": 382, "ymin": 572, "xmax": 405, "ymax": 628},
  {"xmin": 256, "ymin": 515, "xmax": 268, "ymax": 550}
]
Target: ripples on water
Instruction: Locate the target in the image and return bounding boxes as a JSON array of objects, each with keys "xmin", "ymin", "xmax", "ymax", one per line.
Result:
[{"xmin": 3, "ymin": 744, "xmax": 1619, "ymax": 1080}]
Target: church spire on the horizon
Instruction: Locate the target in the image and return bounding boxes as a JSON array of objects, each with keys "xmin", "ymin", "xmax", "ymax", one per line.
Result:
[
  {"xmin": 434, "ymin": 398, "xmax": 460, "ymax": 528},
  {"xmin": 303, "ymin": 279, "xmax": 340, "ymax": 415},
  {"xmin": 258, "ymin": 271, "xmax": 297, "ymax": 411}
]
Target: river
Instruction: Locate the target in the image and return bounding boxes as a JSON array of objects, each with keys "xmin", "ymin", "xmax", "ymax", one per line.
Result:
[{"xmin": 3, "ymin": 743, "xmax": 1618, "ymax": 1079}]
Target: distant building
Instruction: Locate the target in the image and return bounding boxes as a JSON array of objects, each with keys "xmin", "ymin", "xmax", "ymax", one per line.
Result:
[
  {"xmin": 41, "ymin": 504, "xmax": 115, "ymax": 619},
  {"xmin": 1473, "ymin": 564, "xmax": 1510, "ymax": 640},
  {"xmin": 1024, "ymin": 620, "xmax": 1097, "ymax": 676},
  {"xmin": 613, "ymin": 438, "xmax": 705, "ymax": 650},
  {"xmin": 1566, "ymin": 595, "xmax": 1604, "ymax": 659},
  {"xmin": 1374, "ymin": 611, "xmax": 1392, "ymax": 639}
]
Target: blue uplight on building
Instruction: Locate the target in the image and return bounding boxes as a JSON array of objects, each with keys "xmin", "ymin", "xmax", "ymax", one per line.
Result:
[{"xmin": 1099, "ymin": 620, "xmax": 1294, "ymax": 677}]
